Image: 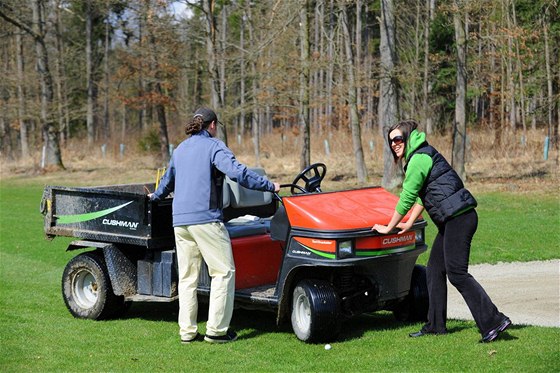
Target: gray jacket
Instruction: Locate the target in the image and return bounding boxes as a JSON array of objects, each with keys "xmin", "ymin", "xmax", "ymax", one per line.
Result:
[{"xmin": 151, "ymin": 130, "xmax": 275, "ymax": 227}]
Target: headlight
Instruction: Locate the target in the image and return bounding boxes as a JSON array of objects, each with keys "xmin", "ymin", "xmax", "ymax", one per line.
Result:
[
  {"xmin": 338, "ymin": 240, "xmax": 353, "ymax": 259},
  {"xmin": 415, "ymin": 229, "xmax": 425, "ymax": 244}
]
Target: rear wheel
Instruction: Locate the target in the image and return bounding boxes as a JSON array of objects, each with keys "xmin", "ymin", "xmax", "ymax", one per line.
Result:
[
  {"xmin": 62, "ymin": 251, "xmax": 127, "ymax": 320},
  {"xmin": 291, "ymin": 279, "xmax": 341, "ymax": 343},
  {"xmin": 393, "ymin": 264, "xmax": 429, "ymax": 322}
]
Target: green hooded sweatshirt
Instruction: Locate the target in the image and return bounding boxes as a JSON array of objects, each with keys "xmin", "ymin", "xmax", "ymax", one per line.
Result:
[{"xmin": 395, "ymin": 129, "xmax": 432, "ymax": 216}]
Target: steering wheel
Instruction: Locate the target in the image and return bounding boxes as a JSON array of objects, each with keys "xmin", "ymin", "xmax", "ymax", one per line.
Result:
[
  {"xmin": 291, "ymin": 163, "xmax": 327, "ymax": 194},
  {"xmin": 274, "ymin": 184, "xmax": 307, "ymax": 200}
]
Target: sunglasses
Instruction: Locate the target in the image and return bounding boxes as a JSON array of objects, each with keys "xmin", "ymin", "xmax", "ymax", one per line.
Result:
[{"xmin": 390, "ymin": 136, "xmax": 404, "ymax": 146}]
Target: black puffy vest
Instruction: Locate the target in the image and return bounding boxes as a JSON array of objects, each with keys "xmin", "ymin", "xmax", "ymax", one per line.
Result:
[{"xmin": 405, "ymin": 143, "xmax": 477, "ymax": 226}]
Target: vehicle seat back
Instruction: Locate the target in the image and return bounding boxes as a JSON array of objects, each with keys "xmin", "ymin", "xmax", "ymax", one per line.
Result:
[{"xmin": 225, "ymin": 168, "xmax": 273, "ymax": 208}]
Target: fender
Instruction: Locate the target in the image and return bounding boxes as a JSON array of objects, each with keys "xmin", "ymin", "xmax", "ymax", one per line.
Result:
[
  {"xmin": 276, "ymin": 262, "xmax": 353, "ymax": 325},
  {"xmin": 66, "ymin": 240, "xmax": 137, "ymax": 297}
]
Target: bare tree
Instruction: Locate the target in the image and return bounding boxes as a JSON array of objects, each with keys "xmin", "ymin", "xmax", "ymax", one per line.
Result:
[
  {"xmin": 511, "ymin": 3, "xmax": 527, "ymax": 141},
  {"xmin": 239, "ymin": 9, "xmax": 246, "ymax": 140},
  {"xmin": 379, "ymin": 0, "xmax": 401, "ymax": 190},
  {"xmin": 201, "ymin": 0, "xmax": 226, "ymax": 142},
  {"xmin": 15, "ymin": 28, "xmax": 29, "ymax": 158},
  {"xmin": 299, "ymin": 0, "xmax": 311, "ymax": 169},
  {"xmin": 1, "ymin": 39, "xmax": 13, "ymax": 159},
  {"xmin": 0, "ymin": 0, "xmax": 64, "ymax": 168},
  {"xmin": 339, "ymin": 0, "xmax": 367, "ymax": 182},
  {"xmin": 505, "ymin": 0, "xmax": 516, "ymax": 130},
  {"xmin": 86, "ymin": 0, "xmax": 96, "ymax": 144},
  {"xmin": 326, "ymin": 0, "xmax": 335, "ymax": 133},
  {"xmin": 53, "ymin": 0, "xmax": 70, "ymax": 145},
  {"xmin": 452, "ymin": 0, "xmax": 467, "ymax": 181},
  {"xmin": 542, "ymin": 8, "xmax": 554, "ymax": 145},
  {"xmin": 102, "ymin": 2, "xmax": 110, "ymax": 142},
  {"xmin": 243, "ymin": 1, "xmax": 262, "ymax": 167},
  {"xmin": 422, "ymin": 0, "xmax": 436, "ymax": 134},
  {"xmin": 146, "ymin": 11, "xmax": 170, "ymax": 164}
]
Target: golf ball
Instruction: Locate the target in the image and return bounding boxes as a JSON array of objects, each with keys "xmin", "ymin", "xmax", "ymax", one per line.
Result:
[{"xmin": 324, "ymin": 344, "xmax": 332, "ymax": 350}]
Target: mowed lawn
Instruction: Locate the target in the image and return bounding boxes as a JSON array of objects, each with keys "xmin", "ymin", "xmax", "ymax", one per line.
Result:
[{"xmin": 0, "ymin": 178, "xmax": 559, "ymax": 372}]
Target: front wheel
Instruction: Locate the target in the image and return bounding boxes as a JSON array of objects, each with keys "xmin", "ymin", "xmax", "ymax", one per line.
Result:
[
  {"xmin": 393, "ymin": 264, "xmax": 429, "ymax": 322},
  {"xmin": 62, "ymin": 251, "xmax": 127, "ymax": 320},
  {"xmin": 291, "ymin": 279, "xmax": 341, "ymax": 343}
]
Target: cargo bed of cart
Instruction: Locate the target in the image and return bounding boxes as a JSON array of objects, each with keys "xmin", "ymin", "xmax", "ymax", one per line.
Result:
[{"xmin": 41, "ymin": 183, "xmax": 174, "ymax": 248}]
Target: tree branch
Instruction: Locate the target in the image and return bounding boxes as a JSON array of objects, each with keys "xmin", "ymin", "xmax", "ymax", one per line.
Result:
[{"xmin": 0, "ymin": 8, "xmax": 40, "ymax": 40}]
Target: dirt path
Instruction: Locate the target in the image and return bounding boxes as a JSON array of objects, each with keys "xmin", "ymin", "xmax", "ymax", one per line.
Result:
[{"xmin": 446, "ymin": 260, "xmax": 560, "ymax": 328}]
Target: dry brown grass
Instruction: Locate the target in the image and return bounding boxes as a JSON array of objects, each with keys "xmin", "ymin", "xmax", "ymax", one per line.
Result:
[{"xmin": 1, "ymin": 127, "xmax": 558, "ymax": 194}]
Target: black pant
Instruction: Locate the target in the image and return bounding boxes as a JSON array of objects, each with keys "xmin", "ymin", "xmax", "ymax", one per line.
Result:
[{"xmin": 423, "ymin": 209, "xmax": 506, "ymax": 336}]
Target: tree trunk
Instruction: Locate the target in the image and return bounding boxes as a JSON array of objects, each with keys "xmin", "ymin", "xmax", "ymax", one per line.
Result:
[
  {"xmin": 489, "ymin": 19, "xmax": 496, "ymax": 132},
  {"xmin": 53, "ymin": 0, "xmax": 68, "ymax": 147},
  {"xmin": 102, "ymin": 7, "xmax": 110, "ymax": 142},
  {"xmin": 138, "ymin": 15, "xmax": 146, "ymax": 131},
  {"xmin": 355, "ymin": 0, "xmax": 362, "ymax": 112},
  {"xmin": 340, "ymin": 0, "xmax": 367, "ymax": 183},
  {"xmin": 246, "ymin": 3, "xmax": 260, "ymax": 166},
  {"xmin": 543, "ymin": 12, "xmax": 553, "ymax": 142},
  {"xmin": 452, "ymin": 1, "xmax": 467, "ymax": 181},
  {"xmin": 299, "ymin": 0, "xmax": 311, "ymax": 170},
  {"xmin": 155, "ymin": 82, "xmax": 170, "ymax": 163},
  {"xmin": 379, "ymin": 0, "xmax": 401, "ymax": 190},
  {"xmin": 147, "ymin": 9, "xmax": 170, "ymax": 164},
  {"xmin": 1, "ymin": 1, "xmax": 64, "ymax": 168},
  {"xmin": 505, "ymin": 0, "xmax": 516, "ymax": 130},
  {"xmin": 512, "ymin": 4, "xmax": 527, "ymax": 142},
  {"xmin": 220, "ymin": 4, "xmax": 227, "ymax": 116},
  {"xmin": 239, "ymin": 11, "xmax": 246, "ymax": 140},
  {"xmin": 423, "ymin": 0, "xmax": 436, "ymax": 134},
  {"xmin": 35, "ymin": 1, "xmax": 63, "ymax": 168},
  {"xmin": 326, "ymin": 0, "xmax": 335, "ymax": 133},
  {"xmin": 202, "ymin": 0, "xmax": 226, "ymax": 143},
  {"xmin": 313, "ymin": 1, "xmax": 322, "ymax": 133},
  {"xmin": 86, "ymin": 0, "xmax": 95, "ymax": 144},
  {"xmin": 15, "ymin": 29, "xmax": 29, "ymax": 158},
  {"xmin": 1, "ymin": 42, "xmax": 13, "ymax": 159}
]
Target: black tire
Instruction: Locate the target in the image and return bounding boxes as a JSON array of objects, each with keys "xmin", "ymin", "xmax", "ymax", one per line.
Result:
[
  {"xmin": 291, "ymin": 279, "xmax": 341, "ymax": 343},
  {"xmin": 62, "ymin": 251, "xmax": 127, "ymax": 320},
  {"xmin": 393, "ymin": 264, "xmax": 429, "ymax": 322}
]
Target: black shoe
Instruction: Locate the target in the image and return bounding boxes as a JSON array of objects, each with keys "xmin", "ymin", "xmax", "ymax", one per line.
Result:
[
  {"xmin": 181, "ymin": 332, "xmax": 201, "ymax": 344},
  {"xmin": 481, "ymin": 317, "xmax": 512, "ymax": 343},
  {"xmin": 204, "ymin": 330, "xmax": 238, "ymax": 344},
  {"xmin": 409, "ymin": 330, "xmax": 447, "ymax": 338}
]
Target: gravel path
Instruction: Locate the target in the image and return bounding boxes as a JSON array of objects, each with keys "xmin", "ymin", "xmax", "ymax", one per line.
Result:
[{"xmin": 446, "ymin": 260, "xmax": 560, "ymax": 328}]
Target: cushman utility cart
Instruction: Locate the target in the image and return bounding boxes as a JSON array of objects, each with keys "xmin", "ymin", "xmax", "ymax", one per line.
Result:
[{"xmin": 41, "ymin": 163, "xmax": 429, "ymax": 342}]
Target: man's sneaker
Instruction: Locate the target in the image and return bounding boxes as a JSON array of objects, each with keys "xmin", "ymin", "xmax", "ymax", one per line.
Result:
[
  {"xmin": 181, "ymin": 333, "xmax": 201, "ymax": 344},
  {"xmin": 204, "ymin": 330, "xmax": 238, "ymax": 344}
]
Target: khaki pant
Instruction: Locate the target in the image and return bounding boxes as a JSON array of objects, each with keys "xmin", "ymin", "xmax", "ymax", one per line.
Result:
[{"xmin": 174, "ymin": 223, "xmax": 235, "ymax": 340}]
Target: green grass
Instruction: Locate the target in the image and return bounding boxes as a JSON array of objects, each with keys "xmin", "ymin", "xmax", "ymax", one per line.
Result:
[
  {"xmin": 1, "ymin": 179, "xmax": 559, "ymax": 372},
  {"xmin": 419, "ymin": 192, "xmax": 560, "ymax": 266}
]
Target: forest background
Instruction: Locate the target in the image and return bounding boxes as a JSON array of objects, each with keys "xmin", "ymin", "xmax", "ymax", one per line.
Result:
[{"xmin": 0, "ymin": 0, "xmax": 558, "ymax": 190}]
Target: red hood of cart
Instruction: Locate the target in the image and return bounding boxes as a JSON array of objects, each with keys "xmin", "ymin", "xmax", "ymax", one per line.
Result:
[{"xmin": 282, "ymin": 187, "xmax": 417, "ymax": 231}]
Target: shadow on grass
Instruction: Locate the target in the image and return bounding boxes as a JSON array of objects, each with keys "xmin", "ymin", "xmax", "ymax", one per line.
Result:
[
  {"xmin": 336, "ymin": 313, "xmax": 437, "ymax": 342},
  {"xmin": 125, "ymin": 301, "xmax": 179, "ymax": 322},
  {"xmin": 233, "ymin": 309, "xmax": 450, "ymax": 342},
  {"xmin": 123, "ymin": 299, "xmax": 290, "ymax": 339},
  {"xmin": 121, "ymin": 301, "xmax": 469, "ymax": 342},
  {"xmin": 231, "ymin": 308, "xmax": 292, "ymax": 339},
  {"xmin": 118, "ymin": 300, "xmax": 526, "ymax": 343}
]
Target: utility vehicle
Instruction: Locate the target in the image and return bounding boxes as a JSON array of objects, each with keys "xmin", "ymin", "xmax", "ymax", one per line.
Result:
[{"xmin": 41, "ymin": 163, "xmax": 429, "ymax": 342}]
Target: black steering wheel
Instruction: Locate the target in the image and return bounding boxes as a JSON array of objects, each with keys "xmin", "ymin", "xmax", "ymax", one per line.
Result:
[
  {"xmin": 274, "ymin": 184, "xmax": 307, "ymax": 200},
  {"xmin": 291, "ymin": 163, "xmax": 327, "ymax": 194}
]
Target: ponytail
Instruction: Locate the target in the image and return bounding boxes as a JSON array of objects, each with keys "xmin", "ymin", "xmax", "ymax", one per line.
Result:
[{"xmin": 185, "ymin": 115, "xmax": 205, "ymax": 136}]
